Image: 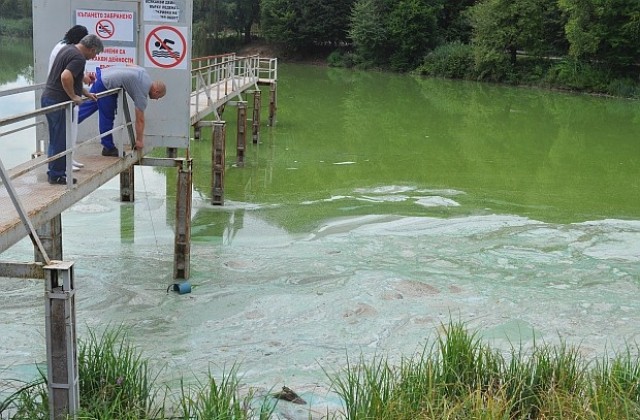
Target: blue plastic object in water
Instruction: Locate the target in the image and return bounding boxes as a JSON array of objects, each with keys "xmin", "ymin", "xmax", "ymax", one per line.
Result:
[{"xmin": 171, "ymin": 281, "xmax": 192, "ymax": 294}]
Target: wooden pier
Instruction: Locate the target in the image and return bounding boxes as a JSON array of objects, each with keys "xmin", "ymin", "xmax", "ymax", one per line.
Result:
[
  {"xmin": 0, "ymin": 53, "xmax": 277, "ymax": 277},
  {"xmin": 1, "ymin": 53, "xmax": 276, "ymax": 419}
]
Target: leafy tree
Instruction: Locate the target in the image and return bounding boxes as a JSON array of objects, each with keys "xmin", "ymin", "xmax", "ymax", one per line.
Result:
[
  {"xmin": 468, "ymin": 0, "xmax": 567, "ymax": 82},
  {"xmin": 350, "ymin": 0, "xmax": 442, "ymax": 71},
  {"xmin": 300, "ymin": 0, "xmax": 354, "ymax": 46},
  {"xmin": 438, "ymin": 0, "xmax": 477, "ymax": 43},
  {"xmin": 261, "ymin": 0, "xmax": 304, "ymax": 48},
  {"xmin": 470, "ymin": 0, "xmax": 565, "ymax": 64},
  {"xmin": 261, "ymin": 0, "xmax": 354, "ymax": 50},
  {"xmin": 228, "ymin": 0, "xmax": 260, "ymax": 43},
  {"xmin": 559, "ymin": 0, "xmax": 640, "ymax": 66},
  {"xmin": 349, "ymin": 0, "xmax": 391, "ymax": 66},
  {"xmin": 387, "ymin": 0, "xmax": 442, "ymax": 70}
]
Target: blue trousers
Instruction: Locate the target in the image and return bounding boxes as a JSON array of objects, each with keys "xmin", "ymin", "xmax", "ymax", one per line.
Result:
[
  {"xmin": 42, "ymin": 96, "xmax": 67, "ymax": 179},
  {"xmin": 78, "ymin": 68, "xmax": 118, "ymax": 150}
]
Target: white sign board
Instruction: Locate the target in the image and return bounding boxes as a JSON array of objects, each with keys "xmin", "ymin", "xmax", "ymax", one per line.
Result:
[
  {"xmin": 75, "ymin": 9, "xmax": 135, "ymax": 42},
  {"xmin": 144, "ymin": 0, "xmax": 180, "ymax": 22},
  {"xmin": 87, "ymin": 46, "xmax": 137, "ymax": 69},
  {"xmin": 34, "ymin": 0, "xmax": 192, "ymax": 150}
]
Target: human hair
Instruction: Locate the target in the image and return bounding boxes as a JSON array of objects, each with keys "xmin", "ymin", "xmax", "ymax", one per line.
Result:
[
  {"xmin": 152, "ymin": 81, "xmax": 167, "ymax": 99},
  {"xmin": 79, "ymin": 34, "xmax": 104, "ymax": 55},
  {"xmin": 63, "ymin": 25, "xmax": 88, "ymax": 44}
]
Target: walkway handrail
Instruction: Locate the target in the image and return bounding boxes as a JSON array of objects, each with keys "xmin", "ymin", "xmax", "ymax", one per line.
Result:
[
  {"xmin": 1, "ymin": 88, "xmax": 124, "ymax": 180},
  {"xmin": 0, "ymin": 87, "xmax": 130, "ymax": 262},
  {"xmin": 190, "ymin": 53, "xmax": 277, "ymax": 122}
]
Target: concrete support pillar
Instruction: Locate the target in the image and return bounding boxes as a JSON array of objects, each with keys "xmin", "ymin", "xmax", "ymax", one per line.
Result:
[
  {"xmin": 44, "ymin": 260, "xmax": 78, "ymax": 420},
  {"xmin": 35, "ymin": 215, "xmax": 62, "ymax": 262},
  {"xmin": 166, "ymin": 148, "xmax": 178, "ymax": 159},
  {"xmin": 120, "ymin": 165, "xmax": 135, "ymax": 202},
  {"xmin": 174, "ymin": 158, "xmax": 192, "ymax": 280},
  {"xmin": 252, "ymin": 90, "xmax": 261, "ymax": 144},
  {"xmin": 236, "ymin": 101, "xmax": 247, "ymax": 167},
  {"xmin": 193, "ymin": 125, "xmax": 201, "ymax": 141},
  {"xmin": 212, "ymin": 121, "xmax": 226, "ymax": 205},
  {"xmin": 268, "ymin": 81, "xmax": 277, "ymax": 127}
]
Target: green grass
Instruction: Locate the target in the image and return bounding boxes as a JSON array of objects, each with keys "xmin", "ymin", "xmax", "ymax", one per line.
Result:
[
  {"xmin": 2, "ymin": 322, "xmax": 640, "ymax": 419},
  {"xmin": 328, "ymin": 321, "xmax": 640, "ymax": 419}
]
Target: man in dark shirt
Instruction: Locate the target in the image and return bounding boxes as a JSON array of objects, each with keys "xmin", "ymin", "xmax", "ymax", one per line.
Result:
[{"xmin": 42, "ymin": 34, "xmax": 103, "ymax": 184}]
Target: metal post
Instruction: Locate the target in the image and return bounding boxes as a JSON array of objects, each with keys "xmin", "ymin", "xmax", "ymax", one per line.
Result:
[
  {"xmin": 0, "ymin": 156, "xmax": 51, "ymax": 264},
  {"xmin": 166, "ymin": 148, "xmax": 178, "ymax": 158},
  {"xmin": 194, "ymin": 125, "xmax": 201, "ymax": 141},
  {"xmin": 174, "ymin": 158, "xmax": 192, "ymax": 279},
  {"xmin": 120, "ymin": 165, "xmax": 135, "ymax": 202},
  {"xmin": 44, "ymin": 260, "xmax": 79, "ymax": 420},
  {"xmin": 268, "ymin": 81, "xmax": 277, "ymax": 127},
  {"xmin": 35, "ymin": 216, "xmax": 63, "ymax": 262},
  {"xmin": 212, "ymin": 121, "xmax": 226, "ymax": 205},
  {"xmin": 236, "ymin": 101, "xmax": 247, "ymax": 167},
  {"xmin": 252, "ymin": 90, "xmax": 261, "ymax": 144}
]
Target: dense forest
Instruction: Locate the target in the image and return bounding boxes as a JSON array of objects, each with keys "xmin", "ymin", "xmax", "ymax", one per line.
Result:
[{"xmin": 3, "ymin": 0, "xmax": 640, "ymax": 96}]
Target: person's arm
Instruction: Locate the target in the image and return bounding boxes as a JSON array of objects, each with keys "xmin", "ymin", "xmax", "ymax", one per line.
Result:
[
  {"xmin": 134, "ymin": 107, "xmax": 145, "ymax": 149},
  {"xmin": 61, "ymin": 69, "xmax": 83, "ymax": 105}
]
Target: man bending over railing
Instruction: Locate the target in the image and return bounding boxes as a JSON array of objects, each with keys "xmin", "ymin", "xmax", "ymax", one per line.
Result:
[{"xmin": 78, "ymin": 65, "xmax": 166, "ymax": 156}]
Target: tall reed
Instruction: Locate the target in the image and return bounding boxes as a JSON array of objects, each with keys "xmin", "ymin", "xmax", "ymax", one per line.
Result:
[{"xmin": 328, "ymin": 320, "xmax": 640, "ymax": 419}]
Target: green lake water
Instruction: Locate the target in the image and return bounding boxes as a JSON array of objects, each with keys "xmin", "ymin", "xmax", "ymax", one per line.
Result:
[{"xmin": 1, "ymin": 39, "xmax": 639, "ymax": 416}]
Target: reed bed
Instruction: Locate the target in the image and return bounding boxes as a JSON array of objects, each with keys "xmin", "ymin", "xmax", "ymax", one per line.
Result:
[
  {"xmin": 329, "ymin": 321, "xmax": 640, "ymax": 419},
  {"xmin": 2, "ymin": 321, "xmax": 640, "ymax": 419}
]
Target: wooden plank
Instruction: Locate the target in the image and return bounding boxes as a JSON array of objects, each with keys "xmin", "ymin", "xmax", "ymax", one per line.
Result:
[{"xmin": 0, "ymin": 140, "xmax": 141, "ymax": 254}]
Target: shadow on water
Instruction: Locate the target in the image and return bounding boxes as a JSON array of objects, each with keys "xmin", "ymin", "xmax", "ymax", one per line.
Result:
[{"xmin": 1, "ymin": 45, "xmax": 640, "ymax": 416}]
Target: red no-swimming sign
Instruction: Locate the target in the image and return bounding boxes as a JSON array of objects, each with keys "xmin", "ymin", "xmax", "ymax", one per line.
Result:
[{"xmin": 144, "ymin": 25, "xmax": 188, "ymax": 69}]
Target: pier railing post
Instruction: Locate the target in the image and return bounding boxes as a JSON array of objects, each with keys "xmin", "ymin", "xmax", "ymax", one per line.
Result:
[
  {"xmin": 268, "ymin": 81, "xmax": 277, "ymax": 126},
  {"xmin": 174, "ymin": 158, "xmax": 192, "ymax": 280},
  {"xmin": 44, "ymin": 260, "xmax": 79, "ymax": 420},
  {"xmin": 252, "ymin": 90, "xmax": 261, "ymax": 144},
  {"xmin": 212, "ymin": 121, "xmax": 226, "ymax": 205},
  {"xmin": 120, "ymin": 165, "xmax": 135, "ymax": 202},
  {"xmin": 237, "ymin": 101, "xmax": 247, "ymax": 167},
  {"xmin": 35, "ymin": 215, "xmax": 63, "ymax": 262}
]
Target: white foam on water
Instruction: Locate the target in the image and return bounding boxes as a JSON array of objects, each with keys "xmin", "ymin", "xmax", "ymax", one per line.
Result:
[{"xmin": 2, "ymin": 207, "xmax": 639, "ymax": 418}]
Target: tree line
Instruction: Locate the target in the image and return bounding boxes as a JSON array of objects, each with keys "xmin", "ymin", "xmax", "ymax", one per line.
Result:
[
  {"xmin": 193, "ymin": 0, "xmax": 640, "ymax": 96},
  {"xmin": 258, "ymin": 0, "xmax": 640, "ymax": 96},
  {"xmin": 4, "ymin": 0, "xmax": 639, "ymax": 96}
]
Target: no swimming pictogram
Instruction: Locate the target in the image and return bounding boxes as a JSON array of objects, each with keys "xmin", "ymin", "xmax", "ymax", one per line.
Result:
[
  {"xmin": 96, "ymin": 19, "xmax": 115, "ymax": 39},
  {"xmin": 145, "ymin": 25, "xmax": 188, "ymax": 69}
]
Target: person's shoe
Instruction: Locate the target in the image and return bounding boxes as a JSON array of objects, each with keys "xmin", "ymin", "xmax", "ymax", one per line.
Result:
[
  {"xmin": 102, "ymin": 147, "xmax": 119, "ymax": 157},
  {"xmin": 72, "ymin": 159, "xmax": 84, "ymax": 168},
  {"xmin": 72, "ymin": 165, "xmax": 81, "ymax": 172},
  {"xmin": 48, "ymin": 176, "xmax": 77, "ymax": 185}
]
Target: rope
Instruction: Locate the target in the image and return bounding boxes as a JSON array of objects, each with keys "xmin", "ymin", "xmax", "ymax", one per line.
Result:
[{"xmin": 138, "ymin": 165, "xmax": 161, "ymax": 254}]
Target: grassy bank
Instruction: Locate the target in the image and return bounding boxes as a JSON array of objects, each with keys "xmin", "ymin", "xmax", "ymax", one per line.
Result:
[{"xmin": 2, "ymin": 322, "xmax": 640, "ymax": 419}]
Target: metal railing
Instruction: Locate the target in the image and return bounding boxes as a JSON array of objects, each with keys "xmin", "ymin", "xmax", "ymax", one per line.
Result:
[
  {"xmin": 190, "ymin": 53, "xmax": 277, "ymax": 122},
  {"xmin": 0, "ymin": 87, "xmax": 129, "ymax": 262}
]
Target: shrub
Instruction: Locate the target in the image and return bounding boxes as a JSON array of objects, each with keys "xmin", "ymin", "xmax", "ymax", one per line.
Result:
[
  {"xmin": 544, "ymin": 59, "xmax": 611, "ymax": 92},
  {"xmin": 0, "ymin": 18, "xmax": 32, "ymax": 38},
  {"xmin": 415, "ymin": 41, "xmax": 475, "ymax": 79}
]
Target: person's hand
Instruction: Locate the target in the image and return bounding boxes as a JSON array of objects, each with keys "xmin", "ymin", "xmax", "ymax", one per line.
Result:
[
  {"xmin": 86, "ymin": 92, "xmax": 98, "ymax": 101},
  {"xmin": 83, "ymin": 72, "xmax": 96, "ymax": 85},
  {"xmin": 72, "ymin": 95, "xmax": 83, "ymax": 106}
]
